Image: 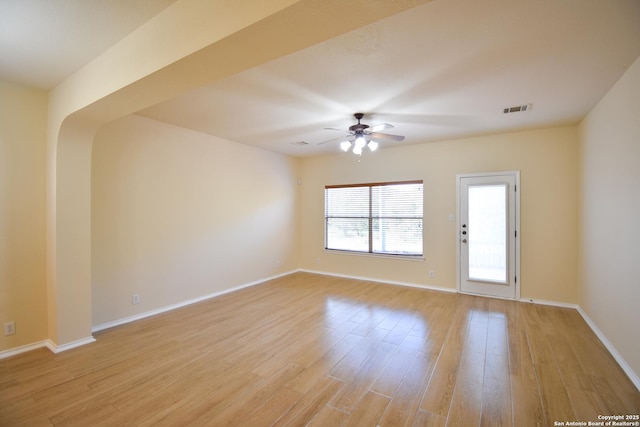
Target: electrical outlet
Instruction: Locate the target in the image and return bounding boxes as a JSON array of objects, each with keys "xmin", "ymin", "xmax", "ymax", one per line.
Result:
[
  {"xmin": 132, "ymin": 294, "xmax": 140, "ymax": 305},
  {"xmin": 4, "ymin": 321, "xmax": 15, "ymax": 336},
  {"xmin": 429, "ymin": 271, "xmax": 435, "ymax": 278}
]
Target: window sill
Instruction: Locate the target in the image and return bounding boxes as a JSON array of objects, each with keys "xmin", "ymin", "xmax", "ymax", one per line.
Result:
[{"xmin": 323, "ymin": 249, "xmax": 425, "ymax": 262}]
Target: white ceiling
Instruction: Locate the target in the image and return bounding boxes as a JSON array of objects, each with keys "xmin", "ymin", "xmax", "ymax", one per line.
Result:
[
  {"xmin": 2, "ymin": 0, "xmax": 639, "ymax": 157},
  {"xmin": 0, "ymin": 0, "xmax": 178, "ymax": 89}
]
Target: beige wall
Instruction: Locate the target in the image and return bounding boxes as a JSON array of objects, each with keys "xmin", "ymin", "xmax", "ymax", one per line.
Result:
[
  {"xmin": 299, "ymin": 126, "xmax": 580, "ymax": 303},
  {"xmin": 1, "ymin": 52, "xmax": 636, "ymax": 386},
  {"xmin": 1, "ymin": 1, "xmax": 634, "ymax": 388},
  {"xmin": 0, "ymin": 81, "xmax": 48, "ymax": 350},
  {"xmin": 91, "ymin": 115, "xmax": 299, "ymax": 326},
  {"xmin": 579, "ymin": 56, "xmax": 640, "ymax": 377},
  {"xmin": 47, "ymin": 0, "xmax": 428, "ymax": 347}
]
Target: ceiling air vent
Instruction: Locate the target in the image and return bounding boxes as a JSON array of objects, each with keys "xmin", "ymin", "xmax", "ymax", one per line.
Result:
[
  {"xmin": 290, "ymin": 141, "xmax": 310, "ymax": 146},
  {"xmin": 503, "ymin": 103, "xmax": 532, "ymax": 114}
]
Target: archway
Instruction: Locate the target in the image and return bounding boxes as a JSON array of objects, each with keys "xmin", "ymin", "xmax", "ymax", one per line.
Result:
[{"xmin": 45, "ymin": 0, "xmax": 429, "ymax": 348}]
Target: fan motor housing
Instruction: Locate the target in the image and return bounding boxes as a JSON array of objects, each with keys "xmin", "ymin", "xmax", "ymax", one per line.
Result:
[
  {"xmin": 350, "ymin": 113, "xmax": 369, "ymax": 132},
  {"xmin": 349, "ymin": 123, "xmax": 369, "ymax": 132}
]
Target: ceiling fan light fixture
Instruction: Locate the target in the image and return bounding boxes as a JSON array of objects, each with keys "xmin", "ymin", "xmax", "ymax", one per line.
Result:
[{"xmin": 320, "ymin": 113, "xmax": 404, "ymax": 156}]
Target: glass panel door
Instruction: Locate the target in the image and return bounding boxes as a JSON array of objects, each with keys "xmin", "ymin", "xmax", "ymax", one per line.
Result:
[
  {"xmin": 468, "ymin": 185, "xmax": 507, "ymax": 283},
  {"xmin": 458, "ymin": 172, "xmax": 519, "ymax": 299}
]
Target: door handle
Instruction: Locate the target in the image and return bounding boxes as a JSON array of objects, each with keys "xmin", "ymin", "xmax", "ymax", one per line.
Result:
[{"xmin": 462, "ymin": 239, "xmax": 467, "ymax": 243}]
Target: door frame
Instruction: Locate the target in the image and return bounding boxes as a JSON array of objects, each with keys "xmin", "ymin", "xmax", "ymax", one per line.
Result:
[{"xmin": 455, "ymin": 171, "xmax": 521, "ymax": 300}]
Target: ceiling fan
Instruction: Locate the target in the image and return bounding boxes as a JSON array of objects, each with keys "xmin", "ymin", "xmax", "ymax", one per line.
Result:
[{"xmin": 318, "ymin": 113, "xmax": 405, "ymax": 155}]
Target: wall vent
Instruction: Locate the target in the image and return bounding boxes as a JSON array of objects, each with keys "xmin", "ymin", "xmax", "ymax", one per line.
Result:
[{"xmin": 503, "ymin": 103, "xmax": 532, "ymax": 114}]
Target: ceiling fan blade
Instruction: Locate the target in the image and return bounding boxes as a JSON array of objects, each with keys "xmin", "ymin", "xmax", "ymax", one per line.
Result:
[
  {"xmin": 369, "ymin": 132, "xmax": 405, "ymax": 142},
  {"xmin": 317, "ymin": 135, "xmax": 348, "ymax": 145},
  {"xmin": 323, "ymin": 127, "xmax": 343, "ymax": 131},
  {"xmin": 369, "ymin": 123, "xmax": 393, "ymax": 132}
]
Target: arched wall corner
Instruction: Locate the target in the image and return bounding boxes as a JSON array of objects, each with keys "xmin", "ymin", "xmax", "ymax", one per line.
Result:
[
  {"xmin": 47, "ymin": 116, "xmax": 101, "ymax": 346},
  {"xmin": 43, "ymin": 0, "xmax": 431, "ymax": 349}
]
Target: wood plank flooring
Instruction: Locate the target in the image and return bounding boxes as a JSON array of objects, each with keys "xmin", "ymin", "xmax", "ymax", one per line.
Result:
[{"xmin": 1, "ymin": 272, "xmax": 638, "ymax": 426}]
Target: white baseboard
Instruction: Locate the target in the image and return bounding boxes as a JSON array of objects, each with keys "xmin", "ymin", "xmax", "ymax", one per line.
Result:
[
  {"xmin": 575, "ymin": 306, "xmax": 640, "ymax": 391},
  {"xmin": 0, "ymin": 340, "xmax": 50, "ymax": 359},
  {"xmin": 45, "ymin": 336, "xmax": 96, "ymax": 353},
  {"xmin": 92, "ymin": 270, "xmax": 297, "ymax": 333},
  {"xmin": 519, "ymin": 298, "xmax": 639, "ymax": 391},
  {"xmin": 300, "ymin": 269, "xmax": 639, "ymax": 391},
  {"xmin": 1, "ymin": 271, "xmax": 295, "ymax": 358},
  {"xmin": 298, "ymin": 268, "xmax": 458, "ymax": 294},
  {"xmin": 518, "ymin": 297, "xmax": 578, "ymax": 309},
  {"xmin": 3, "ymin": 269, "xmax": 638, "ymax": 392},
  {"xmin": 0, "ymin": 336, "xmax": 96, "ymax": 359}
]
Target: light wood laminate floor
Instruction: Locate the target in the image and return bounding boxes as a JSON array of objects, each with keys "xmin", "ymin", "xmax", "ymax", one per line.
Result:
[{"xmin": 1, "ymin": 272, "xmax": 639, "ymax": 426}]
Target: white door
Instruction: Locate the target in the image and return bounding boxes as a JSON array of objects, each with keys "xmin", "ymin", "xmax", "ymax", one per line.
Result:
[{"xmin": 457, "ymin": 172, "xmax": 519, "ymax": 299}]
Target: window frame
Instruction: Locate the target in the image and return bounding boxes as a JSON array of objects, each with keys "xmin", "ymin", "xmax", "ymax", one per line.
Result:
[{"xmin": 324, "ymin": 180, "xmax": 424, "ymax": 258}]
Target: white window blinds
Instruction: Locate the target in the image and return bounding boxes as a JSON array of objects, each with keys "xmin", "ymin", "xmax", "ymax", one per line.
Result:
[{"xmin": 325, "ymin": 181, "xmax": 423, "ymax": 256}]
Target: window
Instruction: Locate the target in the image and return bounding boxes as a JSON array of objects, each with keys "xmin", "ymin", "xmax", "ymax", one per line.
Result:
[{"xmin": 325, "ymin": 180, "xmax": 423, "ymax": 256}]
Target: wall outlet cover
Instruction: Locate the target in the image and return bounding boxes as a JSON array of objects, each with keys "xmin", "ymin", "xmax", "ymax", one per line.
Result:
[{"xmin": 4, "ymin": 321, "xmax": 16, "ymax": 336}]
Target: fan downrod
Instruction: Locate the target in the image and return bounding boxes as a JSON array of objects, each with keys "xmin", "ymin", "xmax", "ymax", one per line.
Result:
[{"xmin": 350, "ymin": 113, "xmax": 369, "ymax": 132}]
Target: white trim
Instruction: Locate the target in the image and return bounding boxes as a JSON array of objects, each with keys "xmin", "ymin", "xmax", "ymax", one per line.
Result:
[
  {"xmin": 518, "ymin": 297, "xmax": 577, "ymax": 310},
  {"xmin": 576, "ymin": 306, "xmax": 640, "ymax": 392},
  {"xmin": 0, "ymin": 336, "xmax": 96, "ymax": 359},
  {"xmin": 300, "ymin": 270, "xmax": 640, "ymax": 391},
  {"xmin": 298, "ymin": 269, "xmax": 457, "ymax": 294},
  {"xmin": 92, "ymin": 270, "xmax": 296, "ymax": 333},
  {"xmin": 46, "ymin": 336, "xmax": 96, "ymax": 353},
  {"xmin": 3, "ymin": 270, "xmax": 637, "ymax": 392},
  {"xmin": 521, "ymin": 299, "xmax": 639, "ymax": 391},
  {"xmin": 0, "ymin": 340, "xmax": 50, "ymax": 359},
  {"xmin": 323, "ymin": 249, "xmax": 425, "ymax": 262}
]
